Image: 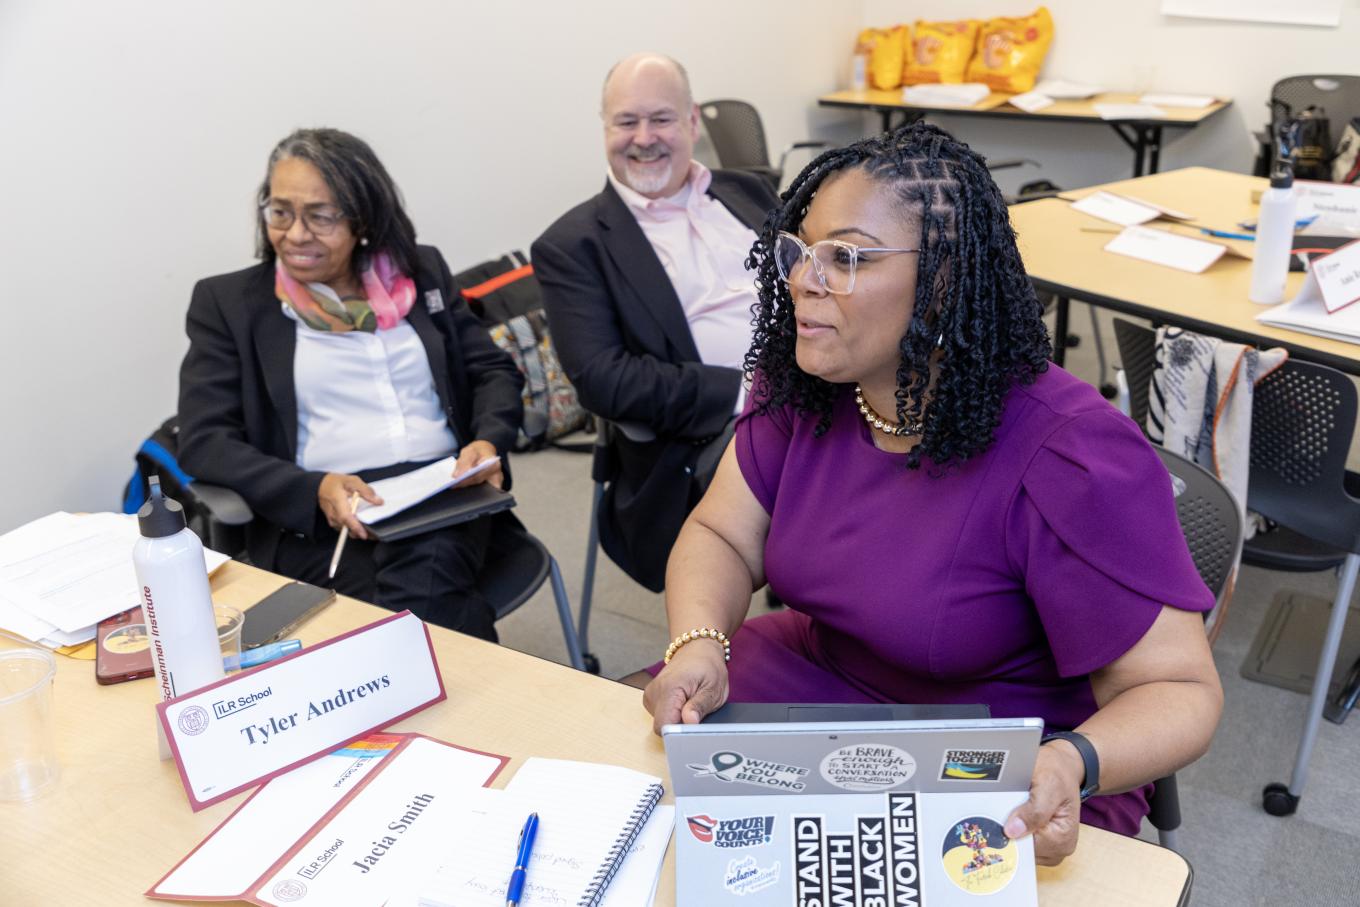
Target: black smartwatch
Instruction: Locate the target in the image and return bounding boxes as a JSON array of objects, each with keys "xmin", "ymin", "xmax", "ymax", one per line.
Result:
[{"xmin": 1041, "ymin": 731, "xmax": 1100, "ymax": 801}]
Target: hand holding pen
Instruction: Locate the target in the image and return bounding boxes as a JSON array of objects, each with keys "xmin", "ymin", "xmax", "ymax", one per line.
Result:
[{"xmin": 506, "ymin": 812, "xmax": 539, "ymax": 907}]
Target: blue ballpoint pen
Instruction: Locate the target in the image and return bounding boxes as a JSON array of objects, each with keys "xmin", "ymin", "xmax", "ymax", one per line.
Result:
[
  {"xmin": 223, "ymin": 639, "xmax": 302, "ymax": 671},
  {"xmin": 506, "ymin": 812, "xmax": 539, "ymax": 907}
]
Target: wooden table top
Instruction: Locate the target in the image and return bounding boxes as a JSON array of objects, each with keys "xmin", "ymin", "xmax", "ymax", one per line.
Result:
[
  {"xmin": 1010, "ymin": 165, "xmax": 1360, "ymax": 374},
  {"xmin": 1, "ymin": 561, "xmax": 1192, "ymax": 905},
  {"xmin": 819, "ymin": 89, "xmax": 1230, "ymax": 125}
]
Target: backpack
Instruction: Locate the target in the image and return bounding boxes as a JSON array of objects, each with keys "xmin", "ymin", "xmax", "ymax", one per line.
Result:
[
  {"xmin": 122, "ymin": 416, "xmax": 194, "ymax": 514},
  {"xmin": 453, "ymin": 251, "xmax": 592, "ymax": 452}
]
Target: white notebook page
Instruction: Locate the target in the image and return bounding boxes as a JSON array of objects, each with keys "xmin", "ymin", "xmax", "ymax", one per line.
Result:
[{"xmin": 414, "ymin": 759, "xmax": 664, "ymax": 907}]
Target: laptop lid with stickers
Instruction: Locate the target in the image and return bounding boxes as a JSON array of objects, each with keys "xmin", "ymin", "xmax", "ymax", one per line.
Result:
[{"xmin": 662, "ymin": 718, "xmax": 1043, "ymax": 905}]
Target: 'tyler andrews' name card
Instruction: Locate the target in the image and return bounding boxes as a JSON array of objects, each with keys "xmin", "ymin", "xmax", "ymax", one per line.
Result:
[{"xmin": 158, "ymin": 611, "xmax": 445, "ymax": 810}]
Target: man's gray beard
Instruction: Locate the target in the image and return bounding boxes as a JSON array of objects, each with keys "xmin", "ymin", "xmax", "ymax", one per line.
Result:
[{"xmin": 623, "ymin": 158, "xmax": 674, "ymax": 196}]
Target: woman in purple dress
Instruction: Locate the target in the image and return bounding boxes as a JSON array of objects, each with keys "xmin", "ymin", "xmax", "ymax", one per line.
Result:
[{"xmin": 641, "ymin": 124, "xmax": 1223, "ymax": 865}]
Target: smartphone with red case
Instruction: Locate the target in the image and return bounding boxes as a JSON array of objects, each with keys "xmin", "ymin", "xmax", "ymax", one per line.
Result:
[{"xmin": 94, "ymin": 607, "xmax": 154, "ymax": 685}]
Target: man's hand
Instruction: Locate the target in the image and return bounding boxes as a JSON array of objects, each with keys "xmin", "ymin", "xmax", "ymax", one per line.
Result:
[
  {"xmin": 642, "ymin": 640, "xmax": 730, "ymax": 735},
  {"xmin": 1004, "ymin": 738, "xmax": 1084, "ymax": 866},
  {"xmin": 317, "ymin": 473, "xmax": 382, "ymax": 541},
  {"xmin": 452, "ymin": 440, "xmax": 504, "ymax": 489}
]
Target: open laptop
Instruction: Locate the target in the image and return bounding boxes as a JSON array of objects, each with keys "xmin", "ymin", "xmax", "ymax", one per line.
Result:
[{"xmin": 662, "ymin": 716, "xmax": 1043, "ymax": 905}]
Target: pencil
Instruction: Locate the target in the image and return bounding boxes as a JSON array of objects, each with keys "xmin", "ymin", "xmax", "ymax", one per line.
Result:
[{"xmin": 327, "ymin": 492, "xmax": 361, "ymax": 580}]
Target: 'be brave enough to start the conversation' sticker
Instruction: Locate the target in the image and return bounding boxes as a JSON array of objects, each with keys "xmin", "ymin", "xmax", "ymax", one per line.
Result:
[{"xmin": 820, "ymin": 744, "xmax": 917, "ymax": 791}]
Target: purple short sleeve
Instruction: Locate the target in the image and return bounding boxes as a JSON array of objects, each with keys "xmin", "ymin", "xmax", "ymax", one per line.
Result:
[
  {"xmin": 734, "ymin": 394, "xmax": 796, "ymax": 515},
  {"xmin": 1005, "ymin": 408, "xmax": 1214, "ymax": 678}
]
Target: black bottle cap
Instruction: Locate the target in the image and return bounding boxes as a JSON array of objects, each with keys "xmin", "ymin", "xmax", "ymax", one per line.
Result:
[{"xmin": 138, "ymin": 476, "xmax": 187, "ymax": 538}]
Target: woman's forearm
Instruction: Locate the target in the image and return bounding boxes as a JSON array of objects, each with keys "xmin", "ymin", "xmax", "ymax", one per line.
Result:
[{"xmin": 1074, "ymin": 676, "xmax": 1223, "ymax": 795}]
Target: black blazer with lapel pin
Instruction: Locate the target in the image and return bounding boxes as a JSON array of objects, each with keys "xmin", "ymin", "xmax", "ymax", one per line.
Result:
[
  {"xmin": 531, "ymin": 169, "xmax": 779, "ymax": 590},
  {"xmin": 177, "ymin": 245, "xmax": 524, "ymax": 569}
]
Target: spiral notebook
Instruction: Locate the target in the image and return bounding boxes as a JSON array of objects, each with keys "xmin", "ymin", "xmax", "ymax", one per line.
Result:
[{"xmin": 409, "ymin": 758, "xmax": 667, "ymax": 907}]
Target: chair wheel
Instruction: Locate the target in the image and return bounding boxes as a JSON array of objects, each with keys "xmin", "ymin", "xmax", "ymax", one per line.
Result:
[
  {"xmin": 1100, "ymin": 383, "xmax": 1118, "ymax": 399},
  {"xmin": 583, "ymin": 652, "xmax": 601, "ymax": 675},
  {"xmin": 1065, "ymin": 333, "xmax": 1081, "ymax": 348},
  {"xmin": 1263, "ymin": 782, "xmax": 1300, "ymax": 816}
]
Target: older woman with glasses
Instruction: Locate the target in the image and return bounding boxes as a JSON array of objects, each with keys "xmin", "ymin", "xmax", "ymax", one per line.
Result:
[
  {"xmin": 641, "ymin": 123, "xmax": 1222, "ymax": 865},
  {"xmin": 177, "ymin": 128, "xmax": 523, "ymax": 640}
]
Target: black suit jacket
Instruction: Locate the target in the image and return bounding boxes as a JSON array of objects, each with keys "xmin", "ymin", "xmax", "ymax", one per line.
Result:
[
  {"xmin": 531, "ymin": 170, "xmax": 779, "ymax": 590},
  {"xmin": 177, "ymin": 245, "xmax": 524, "ymax": 568}
]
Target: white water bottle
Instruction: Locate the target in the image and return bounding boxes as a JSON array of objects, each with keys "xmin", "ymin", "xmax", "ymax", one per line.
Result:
[
  {"xmin": 1249, "ymin": 167, "xmax": 1298, "ymax": 305},
  {"xmin": 132, "ymin": 477, "xmax": 224, "ymax": 758}
]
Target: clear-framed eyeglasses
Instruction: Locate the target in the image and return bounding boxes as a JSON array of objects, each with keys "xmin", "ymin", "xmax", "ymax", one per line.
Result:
[
  {"xmin": 774, "ymin": 231, "xmax": 920, "ymax": 295},
  {"xmin": 260, "ymin": 200, "xmax": 348, "ymax": 236}
]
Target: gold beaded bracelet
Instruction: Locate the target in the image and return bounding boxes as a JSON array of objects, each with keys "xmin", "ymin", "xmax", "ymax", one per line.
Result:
[{"xmin": 663, "ymin": 627, "xmax": 731, "ymax": 665}]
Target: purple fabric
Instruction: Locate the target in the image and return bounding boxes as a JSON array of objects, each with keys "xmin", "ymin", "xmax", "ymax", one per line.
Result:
[{"xmin": 721, "ymin": 366, "xmax": 1214, "ymax": 836}]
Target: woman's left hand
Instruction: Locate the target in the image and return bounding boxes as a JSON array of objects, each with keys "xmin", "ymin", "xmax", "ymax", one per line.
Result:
[
  {"xmin": 1004, "ymin": 739, "xmax": 1085, "ymax": 866},
  {"xmin": 452, "ymin": 440, "xmax": 504, "ymax": 489}
]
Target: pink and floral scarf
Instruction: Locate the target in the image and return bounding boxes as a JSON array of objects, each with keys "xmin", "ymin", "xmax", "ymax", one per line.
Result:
[{"xmin": 274, "ymin": 251, "xmax": 416, "ymax": 332}]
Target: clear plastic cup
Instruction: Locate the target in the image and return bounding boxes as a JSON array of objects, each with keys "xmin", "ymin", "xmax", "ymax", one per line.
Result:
[
  {"xmin": 216, "ymin": 605, "xmax": 244, "ymax": 673},
  {"xmin": 0, "ymin": 648, "xmax": 59, "ymax": 801}
]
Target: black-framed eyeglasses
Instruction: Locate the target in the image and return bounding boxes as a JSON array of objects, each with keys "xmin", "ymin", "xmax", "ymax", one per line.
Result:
[
  {"xmin": 774, "ymin": 231, "xmax": 920, "ymax": 295},
  {"xmin": 260, "ymin": 200, "xmax": 348, "ymax": 236}
]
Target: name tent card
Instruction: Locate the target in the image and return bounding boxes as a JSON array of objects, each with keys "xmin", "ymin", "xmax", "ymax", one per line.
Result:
[
  {"xmin": 1104, "ymin": 225, "xmax": 1229, "ymax": 273},
  {"xmin": 158, "ymin": 610, "xmax": 445, "ymax": 810},
  {"xmin": 1309, "ymin": 238, "xmax": 1360, "ymax": 313}
]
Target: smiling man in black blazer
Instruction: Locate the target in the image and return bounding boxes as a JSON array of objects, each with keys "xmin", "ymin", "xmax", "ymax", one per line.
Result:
[{"xmin": 532, "ymin": 53, "xmax": 780, "ymax": 592}]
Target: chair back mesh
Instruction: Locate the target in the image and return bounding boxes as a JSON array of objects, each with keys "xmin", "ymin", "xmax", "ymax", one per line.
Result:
[
  {"xmin": 1270, "ymin": 76, "xmax": 1360, "ymax": 140},
  {"xmin": 1112, "ymin": 319, "xmax": 1157, "ymax": 435},
  {"xmin": 1248, "ymin": 359, "xmax": 1360, "ymax": 552},
  {"xmin": 700, "ymin": 99, "xmax": 772, "ymax": 171},
  {"xmin": 1155, "ymin": 447, "xmax": 1242, "ymax": 605}
]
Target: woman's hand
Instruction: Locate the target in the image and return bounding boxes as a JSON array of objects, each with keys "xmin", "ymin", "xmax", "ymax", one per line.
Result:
[
  {"xmin": 317, "ymin": 473, "xmax": 382, "ymax": 541},
  {"xmin": 452, "ymin": 440, "xmax": 504, "ymax": 489},
  {"xmin": 642, "ymin": 640, "xmax": 730, "ymax": 735},
  {"xmin": 1004, "ymin": 738, "xmax": 1085, "ymax": 866}
]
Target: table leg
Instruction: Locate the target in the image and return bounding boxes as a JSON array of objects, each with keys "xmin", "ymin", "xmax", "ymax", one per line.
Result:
[
  {"xmin": 1052, "ymin": 296, "xmax": 1070, "ymax": 366},
  {"xmin": 1109, "ymin": 123, "xmax": 1162, "ymax": 178}
]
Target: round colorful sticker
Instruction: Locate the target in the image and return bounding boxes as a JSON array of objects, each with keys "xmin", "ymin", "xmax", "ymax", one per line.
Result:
[
  {"xmin": 819, "ymin": 743, "xmax": 916, "ymax": 791},
  {"xmin": 941, "ymin": 816, "xmax": 1017, "ymax": 894}
]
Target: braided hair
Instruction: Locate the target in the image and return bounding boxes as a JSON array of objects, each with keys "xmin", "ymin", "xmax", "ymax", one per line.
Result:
[{"xmin": 744, "ymin": 122, "xmax": 1050, "ymax": 470}]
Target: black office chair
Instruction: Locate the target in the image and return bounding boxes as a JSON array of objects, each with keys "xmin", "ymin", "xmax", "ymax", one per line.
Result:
[
  {"xmin": 1113, "ymin": 319, "xmax": 1360, "ymax": 813},
  {"xmin": 126, "ymin": 421, "xmax": 589, "ymax": 670},
  {"xmin": 1253, "ymin": 75, "xmax": 1360, "ymax": 176},
  {"xmin": 698, "ymin": 99, "xmax": 828, "ymax": 191},
  {"xmin": 1143, "ymin": 446, "xmax": 1244, "ymax": 852}
]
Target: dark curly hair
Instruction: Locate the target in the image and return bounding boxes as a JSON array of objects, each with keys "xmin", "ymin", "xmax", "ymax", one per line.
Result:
[{"xmin": 744, "ymin": 121, "xmax": 1050, "ymax": 470}]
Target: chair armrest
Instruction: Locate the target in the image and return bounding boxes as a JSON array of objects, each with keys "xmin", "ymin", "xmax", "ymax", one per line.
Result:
[
  {"xmin": 776, "ymin": 141, "xmax": 830, "ymax": 177},
  {"xmin": 614, "ymin": 420, "xmax": 657, "ymax": 443},
  {"xmin": 187, "ymin": 483, "xmax": 253, "ymax": 526}
]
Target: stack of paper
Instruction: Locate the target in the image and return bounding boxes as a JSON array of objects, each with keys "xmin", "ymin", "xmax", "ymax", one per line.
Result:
[
  {"xmin": 1033, "ymin": 78, "xmax": 1101, "ymax": 99},
  {"xmin": 1094, "ymin": 103, "xmax": 1167, "ymax": 120},
  {"xmin": 902, "ymin": 83, "xmax": 991, "ymax": 107},
  {"xmin": 0, "ymin": 511, "xmax": 231, "ymax": 648}
]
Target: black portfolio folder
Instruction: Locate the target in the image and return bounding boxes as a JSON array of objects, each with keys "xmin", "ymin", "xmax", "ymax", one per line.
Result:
[{"xmin": 364, "ymin": 483, "xmax": 516, "ymax": 543}]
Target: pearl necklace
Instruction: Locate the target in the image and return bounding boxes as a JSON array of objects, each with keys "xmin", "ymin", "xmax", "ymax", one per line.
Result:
[{"xmin": 855, "ymin": 384, "xmax": 923, "ymax": 437}]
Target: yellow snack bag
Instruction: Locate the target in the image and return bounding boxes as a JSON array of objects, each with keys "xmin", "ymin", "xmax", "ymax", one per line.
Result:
[
  {"xmin": 902, "ymin": 20, "xmax": 979, "ymax": 85},
  {"xmin": 966, "ymin": 6, "xmax": 1055, "ymax": 93},
  {"xmin": 867, "ymin": 25, "xmax": 910, "ymax": 91}
]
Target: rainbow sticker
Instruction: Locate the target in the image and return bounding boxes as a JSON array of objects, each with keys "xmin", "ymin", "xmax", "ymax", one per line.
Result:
[{"xmin": 941, "ymin": 815, "xmax": 1017, "ymax": 895}]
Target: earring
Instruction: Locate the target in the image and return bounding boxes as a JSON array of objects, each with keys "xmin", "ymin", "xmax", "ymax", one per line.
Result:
[
  {"xmin": 936, "ymin": 331, "xmax": 945, "ymax": 348},
  {"xmin": 360, "ymin": 237, "xmax": 369, "ymax": 247}
]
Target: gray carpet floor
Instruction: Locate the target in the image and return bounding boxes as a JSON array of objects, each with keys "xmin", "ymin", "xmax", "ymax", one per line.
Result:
[{"xmin": 494, "ymin": 303, "xmax": 1360, "ymax": 906}]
